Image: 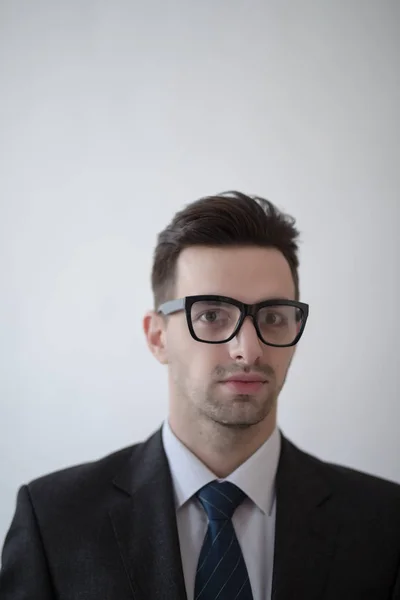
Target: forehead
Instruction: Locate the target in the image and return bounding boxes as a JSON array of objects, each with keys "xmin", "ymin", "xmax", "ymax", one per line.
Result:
[{"xmin": 175, "ymin": 246, "xmax": 296, "ymax": 302}]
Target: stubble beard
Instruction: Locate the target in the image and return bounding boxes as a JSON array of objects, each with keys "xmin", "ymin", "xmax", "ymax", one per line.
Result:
[{"xmin": 198, "ymin": 383, "xmax": 279, "ymax": 429}]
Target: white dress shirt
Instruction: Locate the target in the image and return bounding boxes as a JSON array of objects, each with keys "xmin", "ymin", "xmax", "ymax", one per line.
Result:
[{"xmin": 161, "ymin": 419, "xmax": 281, "ymax": 600}]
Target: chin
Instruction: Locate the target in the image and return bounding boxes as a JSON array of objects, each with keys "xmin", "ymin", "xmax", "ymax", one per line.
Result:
[
  {"xmin": 211, "ymin": 408, "xmax": 268, "ymax": 429},
  {"xmin": 201, "ymin": 392, "xmax": 276, "ymax": 425},
  {"xmin": 220, "ymin": 420, "xmax": 260, "ymax": 430}
]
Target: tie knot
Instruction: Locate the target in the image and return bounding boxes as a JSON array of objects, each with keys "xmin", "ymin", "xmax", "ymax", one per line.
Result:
[{"xmin": 196, "ymin": 481, "xmax": 247, "ymax": 521}]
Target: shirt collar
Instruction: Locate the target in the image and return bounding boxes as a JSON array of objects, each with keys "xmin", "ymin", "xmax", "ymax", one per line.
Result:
[{"xmin": 162, "ymin": 419, "xmax": 281, "ymax": 516}]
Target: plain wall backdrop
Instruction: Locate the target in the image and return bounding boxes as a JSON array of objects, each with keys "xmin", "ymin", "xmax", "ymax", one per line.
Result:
[{"xmin": 1, "ymin": 1, "xmax": 399, "ymax": 548}]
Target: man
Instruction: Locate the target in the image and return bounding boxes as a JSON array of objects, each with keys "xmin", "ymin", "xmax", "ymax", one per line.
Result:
[{"xmin": 1, "ymin": 191, "xmax": 399, "ymax": 599}]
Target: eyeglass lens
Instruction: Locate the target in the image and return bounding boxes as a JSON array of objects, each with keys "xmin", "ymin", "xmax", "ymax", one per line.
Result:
[{"xmin": 190, "ymin": 299, "xmax": 303, "ymax": 345}]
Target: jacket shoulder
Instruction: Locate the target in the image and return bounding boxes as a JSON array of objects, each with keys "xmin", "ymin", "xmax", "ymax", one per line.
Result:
[
  {"xmin": 284, "ymin": 434, "xmax": 400, "ymax": 506},
  {"xmin": 26, "ymin": 435, "xmax": 148, "ymax": 503}
]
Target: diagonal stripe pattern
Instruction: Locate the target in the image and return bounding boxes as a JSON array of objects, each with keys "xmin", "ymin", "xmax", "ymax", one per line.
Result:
[{"xmin": 194, "ymin": 481, "xmax": 254, "ymax": 600}]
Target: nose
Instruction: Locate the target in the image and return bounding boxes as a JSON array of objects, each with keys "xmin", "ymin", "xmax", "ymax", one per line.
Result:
[{"xmin": 228, "ymin": 316, "xmax": 264, "ymax": 364}]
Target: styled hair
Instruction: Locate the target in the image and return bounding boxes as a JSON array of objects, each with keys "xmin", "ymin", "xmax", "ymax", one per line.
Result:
[{"xmin": 151, "ymin": 190, "xmax": 301, "ymax": 309}]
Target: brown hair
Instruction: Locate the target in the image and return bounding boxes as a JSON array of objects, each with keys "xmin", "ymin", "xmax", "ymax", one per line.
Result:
[{"xmin": 151, "ymin": 191, "xmax": 301, "ymax": 309}]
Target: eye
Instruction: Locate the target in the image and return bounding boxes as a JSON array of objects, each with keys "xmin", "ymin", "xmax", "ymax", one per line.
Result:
[
  {"xmin": 199, "ymin": 309, "xmax": 227, "ymax": 323},
  {"xmin": 200, "ymin": 310, "xmax": 217, "ymax": 322},
  {"xmin": 191, "ymin": 300, "xmax": 241, "ymax": 329},
  {"xmin": 267, "ymin": 313, "xmax": 281, "ymax": 324},
  {"xmin": 260, "ymin": 311, "xmax": 287, "ymax": 327}
]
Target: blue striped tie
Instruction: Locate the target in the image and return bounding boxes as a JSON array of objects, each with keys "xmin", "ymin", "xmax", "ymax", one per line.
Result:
[{"xmin": 194, "ymin": 481, "xmax": 254, "ymax": 600}]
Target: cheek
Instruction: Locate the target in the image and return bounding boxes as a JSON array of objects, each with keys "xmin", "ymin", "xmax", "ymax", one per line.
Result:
[
  {"xmin": 185, "ymin": 344, "xmax": 225, "ymax": 385},
  {"xmin": 264, "ymin": 347, "xmax": 294, "ymax": 380},
  {"xmin": 167, "ymin": 322, "xmax": 211, "ymax": 372},
  {"xmin": 166, "ymin": 319, "xmax": 192, "ymax": 356}
]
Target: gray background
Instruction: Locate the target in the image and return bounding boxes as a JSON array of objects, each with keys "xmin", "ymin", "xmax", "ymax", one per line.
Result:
[{"xmin": 1, "ymin": 0, "xmax": 399, "ymax": 547}]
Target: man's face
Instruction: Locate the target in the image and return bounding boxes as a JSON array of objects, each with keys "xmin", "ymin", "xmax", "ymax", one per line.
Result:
[{"xmin": 157, "ymin": 246, "xmax": 298, "ymax": 430}]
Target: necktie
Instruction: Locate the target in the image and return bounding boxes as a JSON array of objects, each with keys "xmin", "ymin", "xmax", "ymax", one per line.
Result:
[{"xmin": 194, "ymin": 481, "xmax": 254, "ymax": 600}]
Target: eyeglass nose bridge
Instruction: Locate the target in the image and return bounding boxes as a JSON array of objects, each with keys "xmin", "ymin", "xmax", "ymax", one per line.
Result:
[
  {"xmin": 243, "ymin": 302, "xmax": 258, "ymax": 318},
  {"xmin": 234, "ymin": 303, "xmax": 263, "ymax": 342}
]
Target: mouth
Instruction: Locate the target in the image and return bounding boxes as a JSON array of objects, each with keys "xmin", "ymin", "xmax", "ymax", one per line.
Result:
[{"xmin": 220, "ymin": 379, "xmax": 267, "ymax": 394}]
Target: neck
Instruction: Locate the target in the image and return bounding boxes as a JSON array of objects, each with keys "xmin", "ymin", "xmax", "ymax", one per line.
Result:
[{"xmin": 168, "ymin": 410, "xmax": 277, "ymax": 478}]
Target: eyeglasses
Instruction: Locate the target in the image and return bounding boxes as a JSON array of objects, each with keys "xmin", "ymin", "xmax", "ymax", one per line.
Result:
[{"xmin": 157, "ymin": 295, "xmax": 309, "ymax": 347}]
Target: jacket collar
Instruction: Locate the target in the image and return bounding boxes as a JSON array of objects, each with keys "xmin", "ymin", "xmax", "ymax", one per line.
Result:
[{"xmin": 110, "ymin": 427, "xmax": 338, "ymax": 600}]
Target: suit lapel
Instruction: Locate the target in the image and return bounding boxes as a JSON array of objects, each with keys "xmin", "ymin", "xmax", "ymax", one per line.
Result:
[
  {"xmin": 271, "ymin": 432, "xmax": 339, "ymax": 600},
  {"xmin": 108, "ymin": 426, "xmax": 340, "ymax": 600},
  {"xmin": 109, "ymin": 430, "xmax": 187, "ymax": 600}
]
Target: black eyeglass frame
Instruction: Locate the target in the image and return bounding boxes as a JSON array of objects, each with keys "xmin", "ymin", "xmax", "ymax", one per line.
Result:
[{"xmin": 157, "ymin": 294, "xmax": 309, "ymax": 348}]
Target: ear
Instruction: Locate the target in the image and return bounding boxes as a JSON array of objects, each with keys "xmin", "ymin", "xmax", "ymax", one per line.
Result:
[{"xmin": 143, "ymin": 311, "xmax": 169, "ymax": 365}]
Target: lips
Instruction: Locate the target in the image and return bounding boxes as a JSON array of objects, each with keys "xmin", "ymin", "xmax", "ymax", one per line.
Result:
[
  {"xmin": 220, "ymin": 378, "xmax": 267, "ymax": 394},
  {"xmin": 223, "ymin": 375, "xmax": 267, "ymax": 383}
]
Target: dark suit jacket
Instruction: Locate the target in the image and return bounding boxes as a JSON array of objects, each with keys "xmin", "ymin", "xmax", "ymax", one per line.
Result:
[{"xmin": 1, "ymin": 427, "xmax": 400, "ymax": 599}]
